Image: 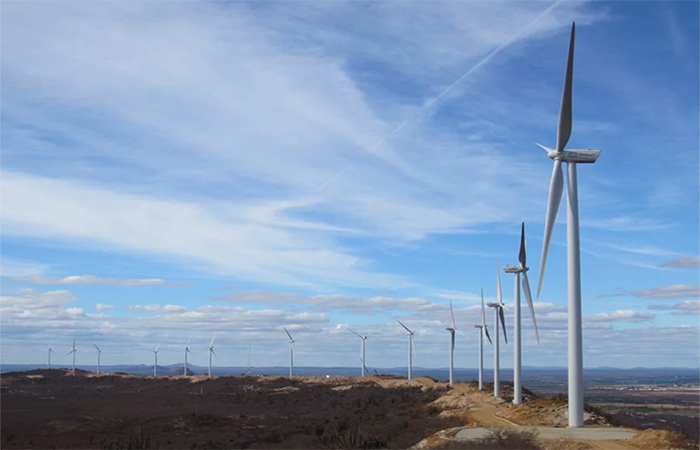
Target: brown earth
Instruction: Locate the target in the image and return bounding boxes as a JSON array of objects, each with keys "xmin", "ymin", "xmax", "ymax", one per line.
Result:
[{"xmin": 1, "ymin": 369, "xmax": 462, "ymax": 449}]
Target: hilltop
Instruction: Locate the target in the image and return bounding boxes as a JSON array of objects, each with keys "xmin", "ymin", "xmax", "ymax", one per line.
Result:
[{"xmin": 1, "ymin": 369, "xmax": 696, "ymax": 449}]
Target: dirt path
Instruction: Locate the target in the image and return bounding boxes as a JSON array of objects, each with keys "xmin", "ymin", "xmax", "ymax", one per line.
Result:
[{"xmin": 446, "ymin": 384, "xmax": 640, "ymax": 449}]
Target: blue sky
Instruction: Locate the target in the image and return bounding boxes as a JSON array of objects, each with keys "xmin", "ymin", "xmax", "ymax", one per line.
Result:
[{"xmin": 1, "ymin": 1, "xmax": 698, "ymax": 370}]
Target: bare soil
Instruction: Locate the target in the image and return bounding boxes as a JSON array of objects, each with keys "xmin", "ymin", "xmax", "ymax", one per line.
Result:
[{"xmin": 1, "ymin": 370, "xmax": 462, "ymax": 449}]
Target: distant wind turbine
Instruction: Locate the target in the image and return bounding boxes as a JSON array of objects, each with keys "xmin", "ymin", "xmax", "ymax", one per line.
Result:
[
  {"xmin": 488, "ymin": 268, "xmax": 508, "ymax": 397},
  {"xmin": 93, "ymin": 344, "xmax": 102, "ymax": 375},
  {"xmin": 445, "ymin": 300, "xmax": 457, "ymax": 386},
  {"xmin": 474, "ymin": 289, "xmax": 492, "ymax": 390},
  {"xmin": 67, "ymin": 339, "xmax": 77, "ymax": 373},
  {"xmin": 184, "ymin": 337, "xmax": 192, "ymax": 376},
  {"xmin": 536, "ymin": 22, "xmax": 600, "ymax": 428},
  {"xmin": 153, "ymin": 342, "xmax": 160, "ymax": 377},
  {"xmin": 396, "ymin": 320, "xmax": 423, "ymax": 380},
  {"xmin": 346, "ymin": 328, "xmax": 378, "ymax": 377},
  {"xmin": 284, "ymin": 328, "xmax": 296, "ymax": 377},
  {"xmin": 207, "ymin": 333, "xmax": 217, "ymax": 378},
  {"xmin": 47, "ymin": 343, "xmax": 55, "ymax": 369},
  {"xmin": 504, "ymin": 223, "xmax": 540, "ymax": 404}
]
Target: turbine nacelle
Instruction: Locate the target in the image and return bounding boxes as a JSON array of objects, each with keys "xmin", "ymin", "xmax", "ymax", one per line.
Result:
[
  {"xmin": 503, "ymin": 265, "xmax": 526, "ymax": 274},
  {"xmin": 537, "ymin": 143, "xmax": 600, "ymax": 164}
]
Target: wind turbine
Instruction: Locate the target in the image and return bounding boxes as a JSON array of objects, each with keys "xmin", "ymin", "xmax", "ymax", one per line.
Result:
[
  {"xmin": 474, "ymin": 289, "xmax": 492, "ymax": 390},
  {"xmin": 396, "ymin": 320, "xmax": 422, "ymax": 380},
  {"xmin": 207, "ymin": 333, "xmax": 217, "ymax": 378},
  {"xmin": 93, "ymin": 344, "xmax": 102, "ymax": 375},
  {"xmin": 153, "ymin": 343, "xmax": 160, "ymax": 377},
  {"xmin": 183, "ymin": 337, "xmax": 192, "ymax": 376},
  {"xmin": 445, "ymin": 300, "xmax": 457, "ymax": 386},
  {"xmin": 47, "ymin": 343, "xmax": 55, "ymax": 369},
  {"xmin": 536, "ymin": 22, "xmax": 600, "ymax": 428},
  {"xmin": 487, "ymin": 268, "xmax": 508, "ymax": 397},
  {"xmin": 346, "ymin": 328, "xmax": 378, "ymax": 377},
  {"xmin": 67, "ymin": 339, "xmax": 77, "ymax": 373},
  {"xmin": 284, "ymin": 328, "xmax": 296, "ymax": 377},
  {"xmin": 504, "ymin": 223, "xmax": 541, "ymax": 404}
]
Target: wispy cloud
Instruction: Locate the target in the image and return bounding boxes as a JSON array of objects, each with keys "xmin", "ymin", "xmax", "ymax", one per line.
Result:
[
  {"xmin": 11, "ymin": 275, "xmax": 191, "ymax": 287},
  {"xmin": 632, "ymin": 284, "xmax": 700, "ymax": 300},
  {"xmin": 649, "ymin": 300, "xmax": 700, "ymax": 316},
  {"xmin": 660, "ymin": 256, "xmax": 700, "ymax": 269}
]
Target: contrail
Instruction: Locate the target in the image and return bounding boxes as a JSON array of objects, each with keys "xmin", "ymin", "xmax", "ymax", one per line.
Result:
[{"xmin": 315, "ymin": 0, "xmax": 561, "ymax": 192}]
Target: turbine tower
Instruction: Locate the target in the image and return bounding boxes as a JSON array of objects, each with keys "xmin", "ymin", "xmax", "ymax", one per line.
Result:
[
  {"xmin": 445, "ymin": 300, "xmax": 457, "ymax": 386},
  {"xmin": 207, "ymin": 333, "xmax": 217, "ymax": 378},
  {"xmin": 47, "ymin": 343, "xmax": 55, "ymax": 369},
  {"xmin": 284, "ymin": 328, "xmax": 296, "ymax": 377},
  {"xmin": 536, "ymin": 22, "xmax": 600, "ymax": 428},
  {"xmin": 487, "ymin": 269, "xmax": 508, "ymax": 397},
  {"xmin": 346, "ymin": 328, "xmax": 377, "ymax": 377},
  {"xmin": 474, "ymin": 289, "xmax": 492, "ymax": 390},
  {"xmin": 153, "ymin": 343, "xmax": 160, "ymax": 377},
  {"xmin": 67, "ymin": 339, "xmax": 77, "ymax": 373},
  {"xmin": 93, "ymin": 344, "xmax": 102, "ymax": 375},
  {"xmin": 396, "ymin": 320, "xmax": 419, "ymax": 380},
  {"xmin": 184, "ymin": 337, "xmax": 192, "ymax": 376},
  {"xmin": 504, "ymin": 223, "xmax": 541, "ymax": 404}
]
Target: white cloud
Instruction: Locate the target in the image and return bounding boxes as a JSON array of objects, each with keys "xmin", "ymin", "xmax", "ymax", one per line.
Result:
[
  {"xmin": 95, "ymin": 303, "xmax": 114, "ymax": 312},
  {"xmin": 0, "ymin": 257, "xmax": 48, "ymax": 277},
  {"xmin": 586, "ymin": 309, "xmax": 655, "ymax": 323},
  {"xmin": 129, "ymin": 304, "xmax": 187, "ymax": 313},
  {"xmin": 11, "ymin": 275, "xmax": 191, "ymax": 287},
  {"xmin": 660, "ymin": 256, "xmax": 700, "ymax": 269},
  {"xmin": 632, "ymin": 284, "xmax": 700, "ymax": 299},
  {"xmin": 649, "ymin": 300, "xmax": 700, "ymax": 316}
]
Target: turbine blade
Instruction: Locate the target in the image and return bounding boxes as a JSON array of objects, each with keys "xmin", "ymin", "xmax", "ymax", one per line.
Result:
[
  {"xmin": 367, "ymin": 328, "xmax": 381, "ymax": 338},
  {"xmin": 449, "ymin": 300, "xmax": 456, "ymax": 329},
  {"xmin": 556, "ymin": 22, "xmax": 575, "ymax": 153},
  {"xmin": 499, "ymin": 307, "xmax": 508, "ymax": 344},
  {"xmin": 537, "ymin": 159, "xmax": 564, "ymax": 298},
  {"xmin": 211, "ymin": 348, "xmax": 217, "ymax": 358},
  {"xmin": 480, "ymin": 288, "xmax": 486, "ymax": 325},
  {"xmin": 484, "ymin": 325, "xmax": 492, "ymax": 345},
  {"xmin": 519, "ymin": 222, "xmax": 527, "ymax": 268},
  {"xmin": 155, "ymin": 342, "xmax": 160, "ymax": 352},
  {"xmin": 93, "ymin": 344, "xmax": 100, "ymax": 351},
  {"xmin": 450, "ymin": 330, "xmax": 455, "ymax": 352},
  {"xmin": 415, "ymin": 321, "xmax": 429, "ymax": 332},
  {"xmin": 411, "ymin": 334, "xmax": 418, "ymax": 357},
  {"xmin": 521, "ymin": 272, "xmax": 541, "ymax": 344},
  {"xmin": 284, "ymin": 327, "xmax": 294, "ymax": 342},
  {"xmin": 496, "ymin": 265, "xmax": 503, "ymax": 304},
  {"xmin": 186, "ymin": 336, "xmax": 192, "ymax": 346},
  {"xmin": 210, "ymin": 332, "xmax": 217, "ymax": 346},
  {"xmin": 396, "ymin": 319, "xmax": 412, "ymax": 334},
  {"xmin": 346, "ymin": 328, "xmax": 363, "ymax": 339}
]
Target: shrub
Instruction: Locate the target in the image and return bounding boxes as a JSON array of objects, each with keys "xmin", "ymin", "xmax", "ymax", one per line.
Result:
[{"xmin": 432, "ymin": 428, "xmax": 541, "ymax": 449}]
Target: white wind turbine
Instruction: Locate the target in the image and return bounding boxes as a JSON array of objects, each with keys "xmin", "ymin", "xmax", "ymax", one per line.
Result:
[
  {"xmin": 93, "ymin": 344, "xmax": 102, "ymax": 375},
  {"xmin": 487, "ymin": 269, "xmax": 508, "ymax": 397},
  {"xmin": 47, "ymin": 343, "xmax": 55, "ymax": 369},
  {"xmin": 183, "ymin": 337, "xmax": 192, "ymax": 376},
  {"xmin": 153, "ymin": 343, "xmax": 160, "ymax": 377},
  {"xmin": 346, "ymin": 328, "xmax": 378, "ymax": 377},
  {"xmin": 504, "ymin": 223, "xmax": 541, "ymax": 404},
  {"xmin": 445, "ymin": 300, "xmax": 457, "ymax": 386},
  {"xmin": 207, "ymin": 333, "xmax": 217, "ymax": 378},
  {"xmin": 474, "ymin": 289, "xmax": 492, "ymax": 390},
  {"xmin": 396, "ymin": 320, "xmax": 423, "ymax": 380},
  {"xmin": 67, "ymin": 339, "xmax": 77, "ymax": 373},
  {"xmin": 536, "ymin": 22, "xmax": 600, "ymax": 428},
  {"xmin": 284, "ymin": 328, "xmax": 296, "ymax": 377}
]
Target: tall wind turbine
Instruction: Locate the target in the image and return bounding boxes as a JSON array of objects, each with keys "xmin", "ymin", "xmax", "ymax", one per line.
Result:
[
  {"xmin": 207, "ymin": 333, "xmax": 217, "ymax": 378},
  {"xmin": 536, "ymin": 22, "xmax": 600, "ymax": 428},
  {"xmin": 284, "ymin": 328, "xmax": 296, "ymax": 377},
  {"xmin": 396, "ymin": 320, "xmax": 421, "ymax": 380},
  {"xmin": 153, "ymin": 343, "xmax": 160, "ymax": 377},
  {"xmin": 183, "ymin": 337, "xmax": 192, "ymax": 376},
  {"xmin": 504, "ymin": 223, "xmax": 540, "ymax": 404},
  {"xmin": 474, "ymin": 289, "xmax": 492, "ymax": 390},
  {"xmin": 67, "ymin": 339, "xmax": 77, "ymax": 373},
  {"xmin": 93, "ymin": 344, "xmax": 102, "ymax": 375},
  {"xmin": 487, "ymin": 269, "xmax": 508, "ymax": 397},
  {"xmin": 346, "ymin": 328, "xmax": 378, "ymax": 377},
  {"xmin": 47, "ymin": 343, "xmax": 55, "ymax": 369},
  {"xmin": 445, "ymin": 300, "xmax": 457, "ymax": 386}
]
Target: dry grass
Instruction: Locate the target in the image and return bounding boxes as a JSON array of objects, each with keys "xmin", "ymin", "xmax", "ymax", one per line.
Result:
[{"xmin": 628, "ymin": 429, "xmax": 699, "ymax": 450}]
